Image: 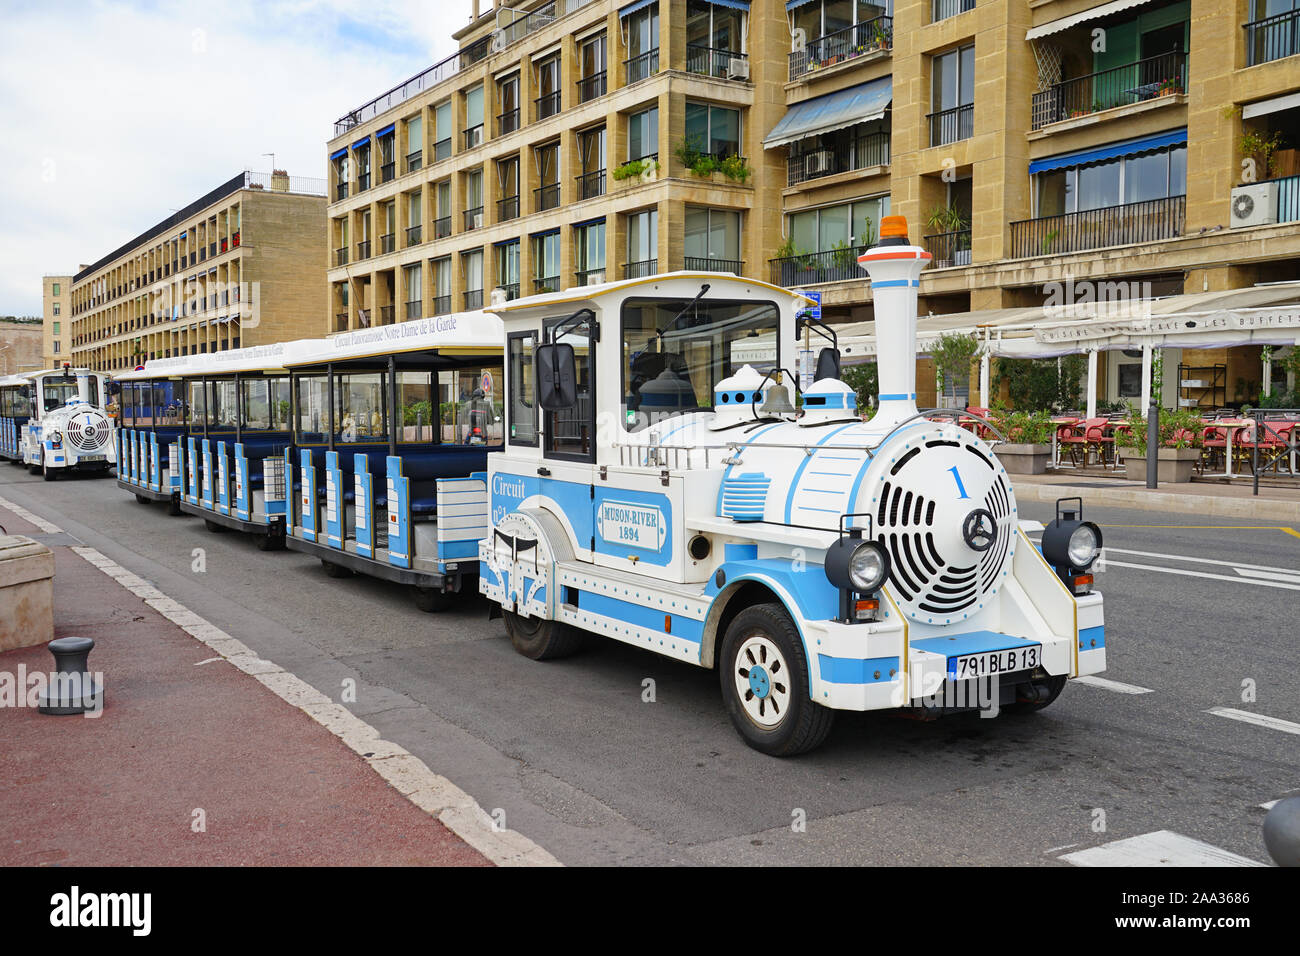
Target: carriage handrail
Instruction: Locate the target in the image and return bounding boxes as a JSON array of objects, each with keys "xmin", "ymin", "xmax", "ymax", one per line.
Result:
[{"xmin": 874, "ymin": 407, "xmax": 1007, "ymax": 447}]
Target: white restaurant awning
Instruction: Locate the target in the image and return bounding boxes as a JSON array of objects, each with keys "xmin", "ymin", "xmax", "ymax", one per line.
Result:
[{"xmin": 1026, "ymin": 0, "xmax": 1154, "ymax": 41}]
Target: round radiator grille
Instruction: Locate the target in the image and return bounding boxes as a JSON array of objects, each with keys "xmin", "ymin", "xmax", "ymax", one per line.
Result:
[
  {"xmin": 65, "ymin": 410, "xmax": 111, "ymax": 452},
  {"xmin": 870, "ymin": 427, "xmax": 1016, "ymax": 625}
]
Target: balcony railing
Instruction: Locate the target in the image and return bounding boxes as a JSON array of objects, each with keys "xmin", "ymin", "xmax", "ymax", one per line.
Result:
[
  {"xmin": 769, "ymin": 246, "xmax": 866, "ymax": 287},
  {"xmin": 577, "ymin": 169, "xmax": 606, "ymax": 200},
  {"xmin": 380, "ymin": 162, "xmax": 395, "ymax": 184},
  {"xmin": 336, "ymin": 183, "xmax": 349, "ymax": 201},
  {"xmin": 624, "ymin": 259, "xmax": 658, "ymax": 279},
  {"xmin": 1010, "ymin": 195, "xmax": 1185, "ymax": 258},
  {"xmin": 407, "ymin": 224, "xmax": 422, "ymax": 246},
  {"xmin": 535, "ymin": 91, "xmax": 561, "ymax": 121},
  {"xmin": 432, "ymin": 295, "xmax": 452, "ymax": 315},
  {"xmin": 535, "ymin": 183, "xmax": 561, "ymax": 211},
  {"xmin": 335, "ymin": 247, "xmax": 349, "ymax": 266},
  {"xmin": 406, "ymin": 150, "xmax": 423, "ymax": 174},
  {"xmin": 685, "ymin": 256, "xmax": 744, "ymax": 275},
  {"xmin": 335, "ymin": 312, "xmax": 348, "ymax": 329},
  {"xmin": 1246, "ymin": 9, "xmax": 1300, "ymax": 66},
  {"xmin": 498, "ymin": 195, "xmax": 520, "ymax": 222},
  {"xmin": 498, "ymin": 108, "xmax": 520, "ymax": 136},
  {"xmin": 625, "ymin": 49, "xmax": 659, "ymax": 85},
  {"xmin": 356, "ymin": 240, "xmax": 371, "ymax": 260},
  {"xmin": 405, "ymin": 301, "xmax": 421, "ymax": 320},
  {"xmin": 464, "ymin": 206, "xmax": 484, "ymax": 231},
  {"xmin": 433, "ymin": 137, "xmax": 451, "ymax": 162},
  {"xmin": 928, "ymin": 103, "xmax": 973, "ymax": 147},
  {"xmin": 578, "ymin": 72, "xmax": 606, "ymax": 102},
  {"xmin": 1030, "ymin": 50, "xmax": 1187, "ymax": 130},
  {"xmin": 534, "ymin": 275, "xmax": 560, "ymax": 293},
  {"xmin": 357, "ymin": 309, "xmax": 371, "ymax": 327},
  {"xmin": 789, "ymin": 17, "xmax": 893, "ymax": 81},
  {"xmin": 574, "ymin": 268, "xmax": 606, "ymax": 285},
  {"xmin": 380, "ymin": 305, "xmax": 393, "ymax": 324},
  {"xmin": 499, "ymin": 282, "xmax": 520, "ymax": 301},
  {"xmin": 932, "ymin": 0, "xmax": 975, "ymax": 22},
  {"xmin": 433, "ymin": 215, "xmax": 452, "ymax": 240},
  {"xmin": 924, "ymin": 230, "xmax": 972, "ymax": 268},
  {"xmin": 687, "ymin": 45, "xmax": 747, "ymax": 80},
  {"xmin": 357, "ymin": 172, "xmax": 371, "ymax": 191},
  {"xmin": 463, "ymin": 125, "xmax": 484, "ymax": 149},
  {"xmin": 381, "ymin": 233, "xmax": 395, "ymax": 255},
  {"xmin": 787, "ymin": 132, "xmax": 890, "ymax": 186},
  {"xmin": 464, "ymin": 289, "xmax": 484, "ymax": 310},
  {"xmin": 1278, "ymin": 174, "xmax": 1300, "ymax": 224}
]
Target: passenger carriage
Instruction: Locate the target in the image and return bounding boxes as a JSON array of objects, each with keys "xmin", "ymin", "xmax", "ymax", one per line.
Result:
[
  {"xmin": 478, "ymin": 217, "xmax": 1107, "ymax": 756},
  {"xmin": 0, "ymin": 367, "xmax": 115, "ymax": 479},
  {"xmin": 279, "ymin": 311, "xmax": 504, "ymax": 611}
]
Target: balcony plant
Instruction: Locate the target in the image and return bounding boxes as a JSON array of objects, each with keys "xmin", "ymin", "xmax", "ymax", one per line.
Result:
[
  {"xmin": 830, "ymin": 239, "xmax": 857, "ymax": 271},
  {"xmin": 1239, "ymin": 129, "xmax": 1283, "ymax": 180},
  {"xmin": 871, "ymin": 21, "xmax": 891, "ymax": 50},
  {"xmin": 612, "ymin": 158, "xmax": 660, "ymax": 182}
]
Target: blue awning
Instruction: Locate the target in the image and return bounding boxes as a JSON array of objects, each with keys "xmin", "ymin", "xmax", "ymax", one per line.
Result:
[
  {"xmin": 530, "ymin": 227, "xmax": 561, "ymax": 238},
  {"xmin": 1028, "ymin": 128, "xmax": 1187, "ymax": 175},
  {"xmin": 493, "ymin": 237, "xmax": 521, "ymax": 247},
  {"xmin": 619, "ymin": 0, "xmax": 656, "ymax": 18},
  {"xmin": 377, "ymin": 123, "xmax": 395, "ymax": 138},
  {"xmin": 763, "ymin": 76, "xmax": 892, "ymax": 148},
  {"xmin": 785, "ymin": 0, "xmax": 817, "ymax": 10},
  {"xmin": 351, "ymin": 136, "xmax": 371, "ymax": 150},
  {"xmin": 329, "ymin": 147, "xmax": 348, "ymax": 160},
  {"xmin": 573, "ymin": 216, "xmax": 606, "ymax": 229},
  {"xmin": 709, "ymin": 0, "xmax": 750, "ymax": 9}
]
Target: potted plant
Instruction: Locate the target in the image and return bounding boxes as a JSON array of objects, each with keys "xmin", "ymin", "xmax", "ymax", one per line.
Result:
[
  {"xmin": 990, "ymin": 407, "xmax": 1054, "ymax": 474},
  {"xmin": 1239, "ymin": 128, "xmax": 1283, "ymax": 181},
  {"xmin": 925, "ymin": 204, "xmax": 968, "ymax": 267},
  {"xmin": 1115, "ymin": 406, "xmax": 1203, "ymax": 482},
  {"xmin": 612, "ymin": 158, "xmax": 659, "ymax": 183}
]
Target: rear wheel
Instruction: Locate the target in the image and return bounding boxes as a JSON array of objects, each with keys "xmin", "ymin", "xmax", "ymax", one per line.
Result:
[
  {"xmin": 321, "ymin": 559, "xmax": 353, "ymax": 578},
  {"xmin": 167, "ymin": 496, "xmax": 183, "ymax": 516},
  {"xmin": 203, "ymin": 519, "xmax": 226, "ymax": 533},
  {"xmin": 414, "ymin": 587, "xmax": 455, "ymax": 613},
  {"xmin": 503, "ymin": 610, "xmax": 584, "ymax": 660},
  {"xmin": 719, "ymin": 603, "xmax": 834, "ymax": 756},
  {"xmin": 256, "ymin": 533, "xmax": 284, "ymax": 552},
  {"xmin": 1006, "ymin": 674, "xmax": 1068, "ymax": 713},
  {"xmin": 135, "ymin": 494, "xmax": 151, "ymax": 505}
]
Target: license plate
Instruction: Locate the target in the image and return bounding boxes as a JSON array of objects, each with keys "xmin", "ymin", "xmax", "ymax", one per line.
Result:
[
  {"xmin": 81, "ymin": 455, "xmax": 106, "ymax": 462},
  {"xmin": 950, "ymin": 644, "xmax": 1041, "ymax": 680}
]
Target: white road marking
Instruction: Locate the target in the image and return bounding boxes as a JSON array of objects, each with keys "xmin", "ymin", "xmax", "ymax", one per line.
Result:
[
  {"xmin": 1207, "ymin": 707, "xmax": 1300, "ymax": 736},
  {"xmin": 1074, "ymin": 675, "xmax": 1154, "ymax": 694},
  {"xmin": 1105, "ymin": 559, "xmax": 1300, "ymax": 591},
  {"xmin": 1106, "ymin": 546, "xmax": 1300, "ymax": 576},
  {"xmin": 1232, "ymin": 565, "xmax": 1300, "ymax": 586},
  {"xmin": 193, "ymin": 657, "xmax": 224, "ymax": 666},
  {"xmin": 1260, "ymin": 800, "xmax": 1279, "ymax": 810},
  {"xmin": 1044, "ymin": 842, "xmax": 1080, "ymax": 854},
  {"xmin": 1061, "ymin": 830, "xmax": 1266, "ymax": 867}
]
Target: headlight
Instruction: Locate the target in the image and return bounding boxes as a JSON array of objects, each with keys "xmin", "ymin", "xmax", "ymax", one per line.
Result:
[
  {"xmin": 1042, "ymin": 497, "xmax": 1103, "ymax": 585},
  {"xmin": 1067, "ymin": 524, "xmax": 1099, "ymax": 567},
  {"xmin": 49, "ymin": 429, "xmax": 63, "ymax": 445},
  {"xmin": 848, "ymin": 544, "xmax": 888, "ymax": 592}
]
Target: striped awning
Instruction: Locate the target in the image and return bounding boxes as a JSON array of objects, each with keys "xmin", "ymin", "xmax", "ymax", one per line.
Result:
[
  {"xmin": 1028, "ymin": 128, "xmax": 1186, "ymax": 175},
  {"xmin": 1026, "ymin": 0, "xmax": 1153, "ymax": 41},
  {"xmin": 764, "ymin": 76, "xmax": 891, "ymax": 148}
]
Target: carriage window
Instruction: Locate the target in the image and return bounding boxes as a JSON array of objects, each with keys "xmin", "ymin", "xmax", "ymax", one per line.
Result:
[
  {"xmin": 209, "ymin": 379, "xmax": 238, "ymax": 432},
  {"xmin": 397, "ymin": 371, "xmax": 436, "ymax": 444},
  {"xmin": 620, "ymin": 296, "xmax": 780, "ymax": 432},
  {"xmin": 41, "ymin": 376, "xmax": 78, "ymax": 412},
  {"xmin": 544, "ymin": 316, "xmax": 594, "ymax": 460},
  {"xmin": 295, "ymin": 375, "xmax": 329, "ymax": 443},
  {"xmin": 187, "ymin": 381, "xmax": 207, "ymax": 429},
  {"xmin": 508, "ymin": 332, "xmax": 538, "ymax": 447},
  {"xmin": 439, "ymin": 364, "xmax": 503, "ymax": 446},
  {"xmin": 334, "ymin": 373, "xmax": 387, "ymax": 443}
]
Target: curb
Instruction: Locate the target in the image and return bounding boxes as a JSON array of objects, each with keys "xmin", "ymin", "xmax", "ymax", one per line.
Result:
[
  {"xmin": 1014, "ymin": 481, "xmax": 1300, "ymax": 524},
  {"xmin": 0, "ymin": 495, "xmax": 561, "ymax": 868}
]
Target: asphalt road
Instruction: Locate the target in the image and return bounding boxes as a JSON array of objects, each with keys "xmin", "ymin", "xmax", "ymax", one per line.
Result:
[{"xmin": 3, "ymin": 464, "xmax": 1296, "ymax": 866}]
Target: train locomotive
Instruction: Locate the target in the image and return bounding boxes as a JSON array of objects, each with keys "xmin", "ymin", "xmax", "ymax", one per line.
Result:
[
  {"xmin": 0, "ymin": 366, "xmax": 115, "ymax": 479},
  {"xmin": 479, "ymin": 216, "xmax": 1106, "ymax": 755}
]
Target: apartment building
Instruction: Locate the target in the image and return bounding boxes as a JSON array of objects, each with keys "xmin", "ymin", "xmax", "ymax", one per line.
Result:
[
  {"xmin": 68, "ymin": 171, "xmax": 328, "ymax": 372},
  {"xmin": 325, "ymin": 0, "xmax": 791, "ymax": 330},
  {"xmin": 42, "ymin": 275, "xmax": 72, "ymax": 367}
]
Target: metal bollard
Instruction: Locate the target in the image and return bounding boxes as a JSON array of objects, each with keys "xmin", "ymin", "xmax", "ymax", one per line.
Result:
[
  {"xmin": 1145, "ymin": 395, "xmax": 1159, "ymax": 489},
  {"xmin": 1264, "ymin": 796, "xmax": 1300, "ymax": 867},
  {"xmin": 37, "ymin": 636, "xmax": 103, "ymax": 715}
]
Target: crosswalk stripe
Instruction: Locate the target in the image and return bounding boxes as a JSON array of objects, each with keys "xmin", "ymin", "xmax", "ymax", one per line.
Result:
[
  {"xmin": 1060, "ymin": 830, "xmax": 1266, "ymax": 867},
  {"xmin": 1074, "ymin": 675, "xmax": 1153, "ymax": 694},
  {"xmin": 1207, "ymin": 707, "xmax": 1300, "ymax": 736}
]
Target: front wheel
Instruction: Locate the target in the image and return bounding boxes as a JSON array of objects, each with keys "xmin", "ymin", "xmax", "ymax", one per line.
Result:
[
  {"xmin": 321, "ymin": 559, "xmax": 352, "ymax": 578},
  {"xmin": 135, "ymin": 494, "xmax": 151, "ymax": 505},
  {"xmin": 415, "ymin": 587, "xmax": 455, "ymax": 613},
  {"xmin": 503, "ymin": 610, "xmax": 584, "ymax": 660},
  {"xmin": 203, "ymin": 518, "xmax": 226, "ymax": 533},
  {"xmin": 42, "ymin": 459, "xmax": 57, "ymax": 481},
  {"xmin": 719, "ymin": 603, "xmax": 834, "ymax": 756}
]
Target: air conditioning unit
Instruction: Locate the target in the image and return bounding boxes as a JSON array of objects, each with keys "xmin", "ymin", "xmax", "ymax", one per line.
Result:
[
  {"xmin": 805, "ymin": 152, "xmax": 831, "ymax": 174},
  {"xmin": 1230, "ymin": 182, "xmax": 1278, "ymax": 228},
  {"xmin": 727, "ymin": 58, "xmax": 750, "ymax": 81},
  {"xmin": 468, "ymin": 127, "xmax": 483, "ymax": 148},
  {"xmin": 472, "ymin": 213, "xmax": 484, "ymax": 230}
]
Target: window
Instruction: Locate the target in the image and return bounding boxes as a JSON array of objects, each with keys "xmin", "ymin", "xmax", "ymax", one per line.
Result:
[
  {"xmin": 406, "ymin": 114, "xmax": 423, "ymax": 167},
  {"xmin": 404, "ymin": 263, "xmax": 422, "ymax": 320},
  {"xmin": 544, "ymin": 311, "xmax": 595, "ymax": 460},
  {"xmin": 53, "ymin": 341, "xmax": 60, "ymax": 354},
  {"xmin": 620, "ymin": 296, "xmax": 781, "ymax": 431},
  {"xmin": 626, "ymin": 208, "xmax": 658, "ymax": 276},
  {"xmin": 579, "ymin": 33, "xmax": 607, "ymax": 101},
  {"xmin": 464, "ymin": 86, "xmax": 485, "ymax": 147},
  {"xmin": 1036, "ymin": 144, "xmax": 1187, "ymax": 215},
  {"xmin": 496, "ymin": 240, "xmax": 520, "ymax": 298},
  {"xmin": 355, "ymin": 142, "xmax": 372, "ymax": 190},
  {"xmin": 507, "ymin": 331, "xmax": 538, "ymax": 446},
  {"xmin": 578, "ymin": 126, "xmax": 606, "ymax": 199},
  {"xmin": 792, "ymin": 0, "xmax": 892, "ymax": 42},
  {"xmin": 498, "ymin": 74, "xmax": 520, "ymax": 135},
  {"xmin": 440, "ymin": 364, "xmax": 504, "ymax": 445},
  {"xmin": 434, "ymin": 102, "xmax": 452, "ymax": 161},
  {"xmin": 379, "ymin": 132, "xmax": 395, "ymax": 182},
  {"xmin": 432, "ymin": 257, "xmax": 452, "ymax": 313},
  {"xmin": 686, "ymin": 0, "xmax": 745, "ymax": 77},
  {"xmin": 625, "ymin": 3, "xmax": 660, "ymax": 82},
  {"xmin": 629, "ymin": 107, "xmax": 658, "ymax": 160},
  {"xmin": 396, "ymin": 371, "xmax": 436, "ymax": 443},
  {"xmin": 240, "ymin": 377, "xmax": 291, "ymax": 431},
  {"xmin": 434, "ymin": 180, "xmax": 452, "ymax": 238},
  {"xmin": 462, "ymin": 249, "xmax": 484, "ymax": 309},
  {"xmin": 930, "ymin": 44, "xmax": 974, "ymax": 145},
  {"xmin": 52, "ymin": 283, "xmax": 60, "ymax": 295},
  {"xmin": 498, "ymin": 156, "xmax": 520, "ymax": 220},
  {"xmin": 532, "ymin": 231, "xmax": 561, "ymax": 292},
  {"xmin": 466, "ymin": 168, "xmax": 484, "ymax": 230},
  {"xmin": 787, "ymin": 195, "xmax": 890, "ymax": 251},
  {"xmin": 535, "ymin": 55, "xmax": 561, "ymax": 119},
  {"xmin": 535, "ymin": 142, "xmax": 560, "ymax": 210},
  {"xmin": 407, "ymin": 191, "xmax": 422, "ymax": 244},
  {"xmin": 684, "ymin": 207, "xmax": 741, "ymax": 267},
  {"xmin": 574, "ymin": 220, "xmax": 606, "ymax": 283},
  {"xmin": 52, "ymin": 305, "xmax": 60, "ymax": 317},
  {"xmin": 52, "ymin": 321, "xmax": 60, "ymax": 334},
  {"xmin": 335, "ymin": 373, "xmax": 387, "ymax": 443},
  {"xmin": 685, "ymin": 102, "xmax": 741, "ymax": 157}
]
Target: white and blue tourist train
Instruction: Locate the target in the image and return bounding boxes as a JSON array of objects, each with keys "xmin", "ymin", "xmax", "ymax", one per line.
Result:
[
  {"xmin": 0, "ymin": 366, "xmax": 115, "ymax": 479},
  {"xmin": 476, "ymin": 216, "xmax": 1107, "ymax": 755}
]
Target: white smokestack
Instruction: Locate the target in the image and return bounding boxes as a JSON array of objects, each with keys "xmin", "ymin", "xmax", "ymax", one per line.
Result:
[{"xmin": 856, "ymin": 217, "xmax": 931, "ymax": 429}]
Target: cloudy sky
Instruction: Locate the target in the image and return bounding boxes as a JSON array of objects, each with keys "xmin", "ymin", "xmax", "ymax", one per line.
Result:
[{"xmin": 0, "ymin": 0, "xmax": 475, "ymax": 315}]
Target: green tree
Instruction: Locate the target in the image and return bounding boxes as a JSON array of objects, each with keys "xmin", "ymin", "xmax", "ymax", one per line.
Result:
[
  {"xmin": 841, "ymin": 361, "xmax": 878, "ymax": 414},
  {"xmin": 930, "ymin": 332, "xmax": 982, "ymax": 406},
  {"xmin": 992, "ymin": 355, "xmax": 1086, "ymax": 412}
]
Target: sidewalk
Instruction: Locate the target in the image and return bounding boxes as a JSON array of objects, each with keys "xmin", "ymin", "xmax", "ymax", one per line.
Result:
[
  {"xmin": 0, "ymin": 501, "xmax": 494, "ymax": 866},
  {"xmin": 1013, "ymin": 471, "xmax": 1300, "ymax": 522}
]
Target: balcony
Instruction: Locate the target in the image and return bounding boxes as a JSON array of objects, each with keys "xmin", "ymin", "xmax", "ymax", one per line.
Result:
[
  {"xmin": 928, "ymin": 103, "xmax": 973, "ymax": 147},
  {"xmin": 464, "ymin": 290, "xmax": 484, "ymax": 310},
  {"xmin": 574, "ymin": 268, "xmax": 605, "ymax": 285},
  {"xmin": 433, "ymin": 215, "xmax": 452, "ymax": 240},
  {"xmin": 464, "ymin": 206, "xmax": 484, "ymax": 231},
  {"xmin": 535, "ymin": 183, "xmax": 561, "ymax": 211},
  {"xmin": 381, "ymin": 233, "xmax": 395, "ymax": 255},
  {"xmin": 577, "ymin": 169, "xmax": 606, "ymax": 200},
  {"xmin": 463, "ymin": 125, "xmax": 484, "ymax": 150},
  {"xmin": 499, "ymin": 282, "xmax": 520, "ymax": 301},
  {"xmin": 432, "ymin": 295, "xmax": 452, "ymax": 315},
  {"xmin": 1246, "ymin": 9, "xmax": 1300, "ymax": 66},
  {"xmin": 625, "ymin": 50, "xmax": 659, "ymax": 85},
  {"xmin": 924, "ymin": 230, "xmax": 972, "ymax": 268},
  {"xmin": 1031, "ymin": 51, "xmax": 1187, "ymax": 131},
  {"xmin": 356, "ymin": 240, "xmax": 371, "ymax": 260},
  {"xmin": 932, "ymin": 0, "xmax": 974, "ymax": 22},
  {"xmin": 433, "ymin": 138, "xmax": 451, "ymax": 162},
  {"xmin": 406, "ymin": 150, "xmax": 423, "ymax": 174},
  {"xmin": 357, "ymin": 172, "xmax": 371, "ymax": 191},
  {"xmin": 406, "ymin": 224, "xmax": 422, "ymax": 246},
  {"xmin": 685, "ymin": 256, "xmax": 744, "ymax": 275},
  {"xmin": 1010, "ymin": 195, "xmax": 1185, "ymax": 258},
  {"xmin": 335, "ymin": 247, "xmax": 349, "ymax": 266},
  {"xmin": 534, "ymin": 275, "xmax": 559, "ymax": 293},
  {"xmin": 335, "ymin": 312, "xmax": 348, "ymax": 329},
  {"xmin": 578, "ymin": 72, "xmax": 606, "ymax": 103},
  {"xmin": 336, "ymin": 183, "xmax": 349, "ymax": 201},
  {"xmin": 406, "ymin": 301, "xmax": 422, "ymax": 320},
  {"xmin": 768, "ymin": 246, "xmax": 867, "ymax": 287},
  {"xmin": 787, "ymin": 131, "xmax": 889, "ymax": 186},
  {"xmin": 380, "ymin": 162, "xmax": 395, "ymax": 184},
  {"xmin": 536, "ymin": 91, "xmax": 561, "ymax": 121},
  {"xmin": 358, "ymin": 308, "xmax": 372, "ymax": 327},
  {"xmin": 498, "ymin": 108, "xmax": 520, "ymax": 136},
  {"xmin": 498, "ymin": 195, "xmax": 520, "ymax": 222},
  {"xmin": 624, "ymin": 259, "xmax": 658, "ymax": 279},
  {"xmin": 687, "ymin": 45, "xmax": 747, "ymax": 80},
  {"xmin": 380, "ymin": 305, "xmax": 394, "ymax": 324},
  {"xmin": 789, "ymin": 17, "xmax": 892, "ymax": 81}
]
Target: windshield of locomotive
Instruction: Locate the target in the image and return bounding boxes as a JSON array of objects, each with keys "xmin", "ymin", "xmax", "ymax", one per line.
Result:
[
  {"xmin": 620, "ymin": 296, "xmax": 779, "ymax": 432},
  {"xmin": 41, "ymin": 374, "xmax": 98, "ymax": 411}
]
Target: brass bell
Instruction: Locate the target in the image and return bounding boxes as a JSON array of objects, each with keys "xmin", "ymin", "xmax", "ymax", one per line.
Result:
[{"xmin": 758, "ymin": 382, "xmax": 796, "ymax": 416}]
